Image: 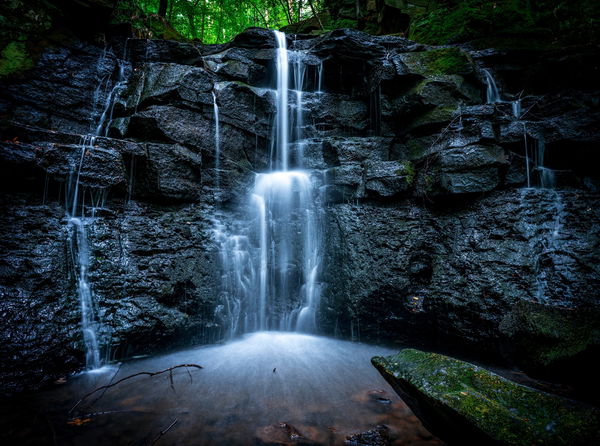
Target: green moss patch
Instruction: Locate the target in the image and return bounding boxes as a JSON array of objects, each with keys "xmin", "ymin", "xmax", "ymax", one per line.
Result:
[
  {"xmin": 400, "ymin": 48, "xmax": 473, "ymax": 80},
  {"xmin": 499, "ymin": 301, "xmax": 600, "ymax": 369},
  {"xmin": 407, "ymin": 0, "xmax": 599, "ymax": 46},
  {"xmin": 373, "ymin": 349, "xmax": 600, "ymax": 445},
  {"xmin": 0, "ymin": 41, "xmax": 34, "ymax": 77},
  {"xmin": 396, "ymin": 161, "xmax": 415, "ymax": 185},
  {"xmin": 420, "ymin": 48, "xmax": 472, "ymax": 76}
]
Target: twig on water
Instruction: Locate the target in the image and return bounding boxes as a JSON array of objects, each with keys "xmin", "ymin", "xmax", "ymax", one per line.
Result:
[
  {"xmin": 69, "ymin": 364, "xmax": 203, "ymax": 414},
  {"xmin": 150, "ymin": 418, "xmax": 178, "ymax": 446},
  {"xmin": 90, "ymin": 362, "xmax": 122, "ymax": 408}
]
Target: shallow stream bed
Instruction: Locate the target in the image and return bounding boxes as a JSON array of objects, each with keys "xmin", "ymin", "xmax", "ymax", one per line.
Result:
[{"xmin": 1, "ymin": 332, "xmax": 443, "ymax": 445}]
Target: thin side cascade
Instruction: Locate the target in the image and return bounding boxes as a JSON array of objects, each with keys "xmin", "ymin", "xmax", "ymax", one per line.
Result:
[
  {"xmin": 519, "ymin": 189, "xmax": 569, "ymax": 304},
  {"xmin": 512, "ymin": 99, "xmax": 522, "ymax": 119},
  {"xmin": 519, "ymin": 126, "xmax": 566, "ymax": 303},
  {"xmin": 483, "ymin": 69, "xmax": 501, "ymax": 104},
  {"xmin": 534, "ymin": 137, "xmax": 556, "ymax": 189},
  {"xmin": 523, "ymin": 123, "xmax": 531, "ymax": 188},
  {"xmin": 67, "ymin": 136, "xmax": 104, "ymax": 370},
  {"xmin": 317, "ymin": 61, "xmax": 323, "ymax": 94},
  {"xmin": 483, "ymin": 69, "xmax": 530, "ymax": 186},
  {"xmin": 213, "ymin": 222, "xmax": 247, "ymax": 338},
  {"xmin": 68, "ymin": 217, "xmax": 101, "ymax": 368},
  {"xmin": 96, "ymin": 53, "xmax": 130, "ymax": 137},
  {"xmin": 535, "ymin": 190, "xmax": 565, "ymax": 302},
  {"xmin": 483, "ymin": 68, "xmax": 521, "ymax": 118},
  {"xmin": 293, "ymin": 52, "xmax": 306, "ymax": 164},
  {"xmin": 66, "ymin": 47, "xmax": 131, "ymax": 370}
]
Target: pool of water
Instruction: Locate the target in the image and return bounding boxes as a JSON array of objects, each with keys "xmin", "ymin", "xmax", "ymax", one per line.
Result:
[{"xmin": 1, "ymin": 332, "xmax": 442, "ymax": 445}]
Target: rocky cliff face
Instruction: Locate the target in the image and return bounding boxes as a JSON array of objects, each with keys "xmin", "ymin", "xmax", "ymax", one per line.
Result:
[{"xmin": 1, "ymin": 27, "xmax": 599, "ymax": 396}]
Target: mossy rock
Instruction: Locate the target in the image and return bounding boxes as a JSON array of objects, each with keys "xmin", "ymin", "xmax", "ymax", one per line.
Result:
[
  {"xmin": 372, "ymin": 349, "xmax": 600, "ymax": 445},
  {"xmin": 411, "ymin": 75, "xmax": 481, "ymax": 107},
  {"xmin": 406, "ymin": 106, "xmax": 457, "ymax": 133},
  {"xmin": 400, "ymin": 48, "xmax": 473, "ymax": 77}
]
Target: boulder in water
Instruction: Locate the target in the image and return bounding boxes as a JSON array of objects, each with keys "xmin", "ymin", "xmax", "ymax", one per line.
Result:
[{"xmin": 372, "ymin": 349, "xmax": 600, "ymax": 446}]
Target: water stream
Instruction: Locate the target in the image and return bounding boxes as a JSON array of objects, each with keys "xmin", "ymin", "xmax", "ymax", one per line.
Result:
[
  {"xmin": 66, "ymin": 46, "xmax": 131, "ymax": 370},
  {"xmin": 274, "ymin": 30, "xmax": 290, "ymax": 171},
  {"xmin": 214, "ymin": 31, "xmax": 323, "ymax": 337},
  {"xmin": 484, "ymin": 69, "xmax": 568, "ymax": 304},
  {"xmin": 212, "ymin": 90, "xmax": 221, "ymax": 190},
  {"xmin": 483, "ymin": 68, "xmax": 522, "ymax": 117}
]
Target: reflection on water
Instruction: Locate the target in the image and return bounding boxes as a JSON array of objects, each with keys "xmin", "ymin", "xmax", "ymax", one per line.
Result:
[{"xmin": 1, "ymin": 333, "xmax": 442, "ymax": 445}]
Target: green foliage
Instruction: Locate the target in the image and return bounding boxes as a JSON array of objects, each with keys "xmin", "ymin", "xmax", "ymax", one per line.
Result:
[
  {"xmin": 409, "ymin": 1, "xmax": 533, "ymax": 45},
  {"xmin": 0, "ymin": 41, "xmax": 34, "ymax": 77},
  {"xmin": 113, "ymin": 1, "xmax": 185, "ymax": 39},
  {"xmin": 409, "ymin": 0, "xmax": 600, "ymax": 45},
  {"xmin": 114, "ymin": 0, "xmax": 327, "ymax": 43},
  {"xmin": 0, "ymin": 0, "xmax": 55, "ymax": 44},
  {"xmin": 329, "ymin": 18, "xmax": 358, "ymax": 29}
]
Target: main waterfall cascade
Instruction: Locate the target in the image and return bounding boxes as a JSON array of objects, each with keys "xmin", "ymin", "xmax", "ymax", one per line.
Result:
[{"xmin": 214, "ymin": 31, "xmax": 324, "ymax": 337}]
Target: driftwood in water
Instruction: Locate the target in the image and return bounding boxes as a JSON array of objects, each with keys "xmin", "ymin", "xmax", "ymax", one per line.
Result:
[{"xmin": 69, "ymin": 364, "xmax": 203, "ymax": 413}]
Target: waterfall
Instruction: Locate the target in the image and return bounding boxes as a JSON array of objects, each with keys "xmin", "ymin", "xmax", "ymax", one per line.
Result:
[
  {"xmin": 483, "ymin": 68, "xmax": 522, "ymax": 119},
  {"xmin": 68, "ymin": 217, "xmax": 101, "ymax": 368},
  {"xmin": 274, "ymin": 30, "xmax": 289, "ymax": 170},
  {"xmin": 523, "ymin": 123, "xmax": 531, "ymax": 188},
  {"xmin": 512, "ymin": 99, "xmax": 522, "ymax": 119},
  {"xmin": 212, "ymin": 90, "xmax": 221, "ymax": 190},
  {"xmin": 483, "ymin": 69, "xmax": 535, "ymax": 188},
  {"xmin": 251, "ymin": 171, "xmax": 321, "ymax": 331},
  {"xmin": 370, "ymin": 84, "xmax": 382, "ymax": 135},
  {"xmin": 519, "ymin": 188, "xmax": 567, "ymax": 303},
  {"xmin": 214, "ymin": 31, "xmax": 323, "ymax": 337},
  {"xmin": 520, "ymin": 127, "xmax": 563, "ymax": 304},
  {"xmin": 96, "ymin": 55, "xmax": 129, "ymax": 137},
  {"xmin": 317, "ymin": 61, "xmax": 323, "ymax": 94},
  {"xmin": 213, "ymin": 223, "xmax": 247, "ymax": 338},
  {"xmin": 293, "ymin": 52, "xmax": 306, "ymax": 164},
  {"xmin": 483, "ymin": 69, "xmax": 501, "ymax": 104},
  {"xmin": 66, "ymin": 46, "xmax": 131, "ymax": 370},
  {"xmin": 533, "ymin": 137, "xmax": 556, "ymax": 189},
  {"xmin": 66, "ymin": 136, "xmax": 104, "ymax": 370},
  {"xmin": 535, "ymin": 190, "xmax": 564, "ymax": 302}
]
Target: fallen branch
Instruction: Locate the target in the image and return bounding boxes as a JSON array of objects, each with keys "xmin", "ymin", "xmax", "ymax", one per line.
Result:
[
  {"xmin": 69, "ymin": 364, "xmax": 203, "ymax": 414},
  {"xmin": 150, "ymin": 418, "xmax": 178, "ymax": 446},
  {"xmin": 307, "ymin": 0, "xmax": 324, "ymax": 30},
  {"xmin": 90, "ymin": 362, "xmax": 122, "ymax": 408}
]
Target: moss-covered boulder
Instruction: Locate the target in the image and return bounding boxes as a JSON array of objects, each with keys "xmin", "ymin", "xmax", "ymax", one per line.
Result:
[
  {"xmin": 499, "ymin": 301, "xmax": 600, "ymax": 399},
  {"xmin": 372, "ymin": 349, "xmax": 600, "ymax": 446}
]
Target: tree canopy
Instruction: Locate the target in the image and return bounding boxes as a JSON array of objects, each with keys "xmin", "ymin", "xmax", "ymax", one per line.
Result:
[{"xmin": 114, "ymin": 0, "xmax": 325, "ymax": 43}]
